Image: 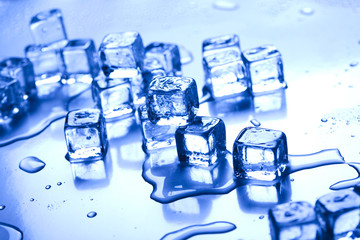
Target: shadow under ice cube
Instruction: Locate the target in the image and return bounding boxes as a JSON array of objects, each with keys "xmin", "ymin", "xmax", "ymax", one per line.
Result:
[
  {"xmin": 202, "ymin": 34, "xmax": 241, "ymax": 58},
  {"xmin": 175, "ymin": 116, "xmax": 226, "ymax": 166},
  {"xmin": 64, "ymin": 108, "xmax": 108, "ymax": 160},
  {"xmin": 242, "ymin": 45, "xmax": 287, "ymax": 95},
  {"xmin": 30, "ymin": 9, "xmax": 67, "ymax": 45},
  {"xmin": 269, "ymin": 201, "xmax": 321, "ymax": 240},
  {"xmin": 315, "ymin": 190, "xmax": 360, "ymax": 239},
  {"xmin": 232, "ymin": 127, "xmax": 288, "ymax": 181},
  {"xmin": 146, "ymin": 76, "xmax": 199, "ymax": 126}
]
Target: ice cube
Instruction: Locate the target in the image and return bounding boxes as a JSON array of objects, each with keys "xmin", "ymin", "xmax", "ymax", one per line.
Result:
[
  {"xmin": 145, "ymin": 42, "xmax": 181, "ymax": 76},
  {"xmin": 241, "ymin": 45, "xmax": 287, "ymax": 95},
  {"xmin": 0, "ymin": 57, "xmax": 37, "ymax": 99},
  {"xmin": 64, "ymin": 108, "xmax": 108, "ymax": 160},
  {"xmin": 25, "ymin": 40, "xmax": 67, "ymax": 97},
  {"xmin": 29, "ymin": 9, "xmax": 67, "ymax": 45},
  {"xmin": 269, "ymin": 201, "xmax": 321, "ymax": 240},
  {"xmin": 62, "ymin": 39, "xmax": 100, "ymax": 83},
  {"xmin": 232, "ymin": 127, "xmax": 288, "ymax": 181},
  {"xmin": 146, "ymin": 76, "xmax": 199, "ymax": 126},
  {"xmin": 99, "ymin": 32, "xmax": 144, "ymax": 77},
  {"xmin": 141, "ymin": 57, "xmax": 166, "ymax": 96},
  {"xmin": 91, "ymin": 75, "xmax": 134, "ymax": 120},
  {"xmin": 138, "ymin": 104, "xmax": 177, "ymax": 152},
  {"xmin": 315, "ymin": 190, "xmax": 360, "ymax": 239},
  {"xmin": 0, "ymin": 76, "xmax": 28, "ymax": 123},
  {"xmin": 202, "ymin": 34, "xmax": 241, "ymax": 58},
  {"xmin": 175, "ymin": 116, "xmax": 226, "ymax": 166},
  {"xmin": 203, "ymin": 49, "xmax": 248, "ymax": 99}
]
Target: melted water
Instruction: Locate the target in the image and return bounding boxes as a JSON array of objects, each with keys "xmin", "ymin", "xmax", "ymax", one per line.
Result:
[
  {"xmin": 160, "ymin": 221, "xmax": 236, "ymax": 240},
  {"xmin": 19, "ymin": 156, "xmax": 46, "ymax": 173},
  {"xmin": 330, "ymin": 163, "xmax": 360, "ymax": 190},
  {"xmin": 0, "ymin": 222, "xmax": 23, "ymax": 240}
]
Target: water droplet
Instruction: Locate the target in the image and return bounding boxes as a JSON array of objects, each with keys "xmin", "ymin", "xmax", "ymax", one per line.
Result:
[
  {"xmin": 250, "ymin": 119, "xmax": 261, "ymax": 127},
  {"xmin": 350, "ymin": 61, "xmax": 359, "ymax": 67},
  {"xmin": 0, "ymin": 205, "xmax": 5, "ymax": 210},
  {"xmin": 321, "ymin": 118, "xmax": 328, "ymax": 123},
  {"xmin": 290, "ymin": 178, "xmax": 294, "ymax": 182},
  {"xmin": 300, "ymin": 7, "xmax": 314, "ymax": 16},
  {"xmin": 212, "ymin": 0, "xmax": 238, "ymax": 11},
  {"xmin": 30, "ymin": 198, "xmax": 34, "ymax": 202},
  {"xmin": 87, "ymin": 211, "xmax": 97, "ymax": 218},
  {"xmin": 351, "ymin": 135, "xmax": 355, "ymax": 138},
  {"xmin": 259, "ymin": 215, "xmax": 264, "ymax": 219},
  {"xmin": 19, "ymin": 156, "xmax": 46, "ymax": 174},
  {"xmin": 90, "ymin": 198, "xmax": 94, "ymax": 201},
  {"xmin": 57, "ymin": 182, "xmax": 62, "ymax": 186},
  {"xmin": 45, "ymin": 185, "xmax": 51, "ymax": 190}
]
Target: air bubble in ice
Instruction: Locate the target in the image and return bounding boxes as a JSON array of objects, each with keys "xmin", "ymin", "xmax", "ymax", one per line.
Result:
[{"xmin": 19, "ymin": 156, "xmax": 46, "ymax": 174}]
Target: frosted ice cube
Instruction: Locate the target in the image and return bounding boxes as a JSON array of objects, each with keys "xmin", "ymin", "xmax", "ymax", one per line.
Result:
[
  {"xmin": 92, "ymin": 76, "xmax": 134, "ymax": 120},
  {"xmin": 0, "ymin": 57, "xmax": 37, "ymax": 99},
  {"xmin": 64, "ymin": 108, "xmax": 108, "ymax": 160},
  {"xmin": 203, "ymin": 49, "xmax": 248, "ymax": 99},
  {"xmin": 138, "ymin": 104, "xmax": 177, "ymax": 152},
  {"xmin": 242, "ymin": 45, "xmax": 287, "ymax": 95},
  {"xmin": 146, "ymin": 76, "xmax": 199, "ymax": 126},
  {"xmin": 315, "ymin": 190, "xmax": 360, "ymax": 239},
  {"xmin": 175, "ymin": 116, "xmax": 226, "ymax": 166},
  {"xmin": 0, "ymin": 76, "xmax": 28, "ymax": 123},
  {"xmin": 269, "ymin": 201, "xmax": 321, "ymax": 240},
  {"xmin": 62, "ymin": 39, "xmax": 100, "ymax": 83},
  {"xmin": 30, "ymin": 9, "xmax": 67, "ymax": 45},
  {"xmin": 145, "ymin": 42, "xmax": 181, "ymax": 76},
  {"xmin": 232, "ymin": 127, "xmax": 288, "ymax": 181},
  {"xmin": 202, "ymin": 34, "xmax": 241, "ymax": 58}
]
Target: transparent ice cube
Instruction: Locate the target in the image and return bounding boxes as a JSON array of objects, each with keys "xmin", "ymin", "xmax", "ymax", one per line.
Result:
[
  {"xmin": 145, "ymin": 42, "xmax": 181, "ymax": 76},
  {"xmin": 269, "ymin": 201, "xmax": 321, "ymax": 240},
  {"xmin": 242, "ymin": 45, "xmax": 287, "ymax": 95},
  {"xmin": 92, "ymin": 76, "xmax": 134, "ymax": 120},
  {"xmin": 64, "ymin": 108, "xmax": 108, "ymax": 160},
  {"xmin": 141, "ymin": 57, "xmax": 166, "ymax": 96},
  {"xmin": 0, "ymin": 76, "xmax": 28, "ymax": 123},
  {"xmin": 29, "ymin": 9, "xmax": 67, "ymax": 45},
  {"xmin": 0, "ymin": 57, "xmax": 37, "ymax": 99},
  {"xmin": 146, "ymin": 76, "xmax": 199, "ymax": 126},
  {"xmin": 203, "ymin": 50, "xmax": 248, "ymax": 99},
  {"xmin": 315, "ymin": 190, "xmax": 360, "ymax": 239},
  {"xmin": 62, "ymin": 39, "xmax": 100, "ymax": 83},
  {"xmin": 175, "ymin": 116, "xmax": 226, "ymax": 166},
  {"xmin": 232, "ymin": 127, "xmax": 288, "ymax": 181},
  {"xmin": 202, "ymin": 34, "xmax": 241, "ymax": 58},
  {"xmin": 138, "ymin": 104, "xmax": 177, "ymax": 152}
]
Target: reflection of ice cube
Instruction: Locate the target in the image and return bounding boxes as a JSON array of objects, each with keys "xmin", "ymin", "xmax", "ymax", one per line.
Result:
[
  {"xmin": 202, "ymin": 34, "xmax": 241, "ymax": 58},
  {"xmin": 269, "ymin": 201, "xmax": 321, "ymax": 240},
  {"xmin": 29, "ymin": 9, "xmax": 67, "ymax": 45},
  {"xmin": 253, "ymin": 90, "xmax": 286, "ymax": 114},
  {"xmin": 0, "ymin": 57, "xmax": 37, "ymax": 99},
  {"xmin": 62, "ymin": 39, "xmax": 100, "ymax": 83},
  {"xmin": 242, "ymin": 45, "xmax": 287, "ymax": 95},
  {"xmin": 138, "ymin": 105, "xmax": 177, "ymax": 152},
  {"xmin": 92, "ymin": 76, "xmax": 134, "ymax": 120},
  {"xmin": 145, "ymin": 42, "xmax": 181, "ymax": 76},
  {"xmin": 71, "ymin": 160, "xmax": 106, "ymax": 181},
  {"xmin": 64, "ymin": 108, "xmax": 108, "ymax": 160},
  {"xmin": 315, "ymin": 190, "xmax": 360, "ymax": 239},
  {"xmin": 0, "ymin": 76, "xmax": 28, "ymax": 123},
  {"xmin": 175, "ymin": 116, "xmax": 226, "ymax": 166},
  {"xmin": 146, "ymin": 76, "xmax": 199, "ymax": 126},
  {"xmin": 233, "ymin": 127, "xmax": 288, "ymax": 181}
]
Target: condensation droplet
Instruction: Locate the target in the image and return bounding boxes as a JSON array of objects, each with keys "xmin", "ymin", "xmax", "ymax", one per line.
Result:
[
  {"xmin": 19, "ymin": 156, "xmax": 46, "ymax": 174},
  {"xmin": 259, "ymin": 215, "xmax": 264, "ymax": 219},
  {"xmin": 250, "ymin": 119, "xmax": 261, "ymax": 127},
  {"xmin": 87, "ymin": 211, "xmax": 97, "ymax": 218},
  {"xmin": 212, "ymin": 0, "xmax": 238, "ymax": 11},
  {"xmin": 300, "ymin": 7, "xmax": 314, "ymax": 16},
  {"xmin": 30, "ymin": 198, "xmax": 35, "ymax": 202},
  {"xmin": 57, "ymin": 182, "xmax": 62, "ymax": 186},
  {"xmin": 45, "ymin": 185, "xmax": 51, "ymax": 190},
  {"xmin": 350, "ymin": 61, "xmax": 359, "ymax": 67},
  {"xmin": 321, "ymin": 118, "xmax": 328, "ymax": 123},
  {"xmin": 0, "ymin": 205, "xmax": 5, "ymax": 210}
]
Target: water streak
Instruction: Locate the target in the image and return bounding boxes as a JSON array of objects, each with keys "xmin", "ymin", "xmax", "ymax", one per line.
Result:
[
  {"xmin": 160, "ymin": 221, "xmax": 236, "ymax": 240},
  {"xmin": 19, "ymin": 156, "xmax": 46, "ymax": 173},
  {"xmin": 0, "ymin": 222, "xmax": 23, "ymax": 240}
]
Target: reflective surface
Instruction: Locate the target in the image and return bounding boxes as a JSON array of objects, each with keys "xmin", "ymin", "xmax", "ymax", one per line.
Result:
[{"xmin": 1, "ymin": 1, "xmax": 360, "ymax": 239}]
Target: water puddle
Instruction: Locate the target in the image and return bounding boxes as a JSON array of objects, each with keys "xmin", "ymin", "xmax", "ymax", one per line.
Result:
[
  {"xmin": 330, "ymin": 163, "xmax": 360, "ymax": 190},
  {"xmin": 19, "ymin": 156, "xmax": 46, "ymax": 173},
  {"xmin": 0, "ymin": 222, "xmax": 23, "ymax": 240}
]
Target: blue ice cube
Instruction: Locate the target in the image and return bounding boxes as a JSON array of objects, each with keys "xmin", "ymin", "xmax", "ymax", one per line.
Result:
[
  {"xmin": 62, "ymin": 39, "xmax": 100, "ymax": 84},
  {"xmin": 232, "ymin": 127, "xmax": 288, "ymax": 181},
  {"xmin": 242, "ymin": 45, "xmax": 287, "ymax": 95},
  {"xmin": 146, "ymin": 76, "xmax": 199, "ymax": 126},
  {"xmin": 0, "ymin": 76, "xmax": 28, "ymax": 124},
  {"xmin": 141, "ymin": 57, "xmax": 166, "ymax": 96},
  {"xmin": 29, "ymin": 9, "xmax": 67, "ymax": 45},
  {"xmin": 64, "ymin": 108, "xmax": 108, "ymax": 160},
  {"xmin": 202, "ymin": 34, "xmax": 241, "ymax": 58},
  {"xmin": 269, "ymin": 201, "xmax": 321, "ymax": 240},
  {"xmin": 145, "ymin": 42, "xmax": 181, "ymax": 76},
  {"xmin": 203, "ymin": 49, "xmax": 248, "ymax": 99},
  {"xmin": 175, "ymin": 116, "xmax": 226, "ymax": 166},
  {"xmin": 0, "ymin": 57, "xmax": 37, "ymax": 99},
  {"xmin": 92, "ymin": 75, "xmax": 134, "ymax": 120},
  {"xmin": 315, "ymin": 190, "xmax": 360, "ymax": 239},
  {"xmin": 25, "ymin": 41, "xmax": 67, "ymax": 97},
  {"xmin": 138, "ymin": 105, "xmax": 177, "ymax": 152}
]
